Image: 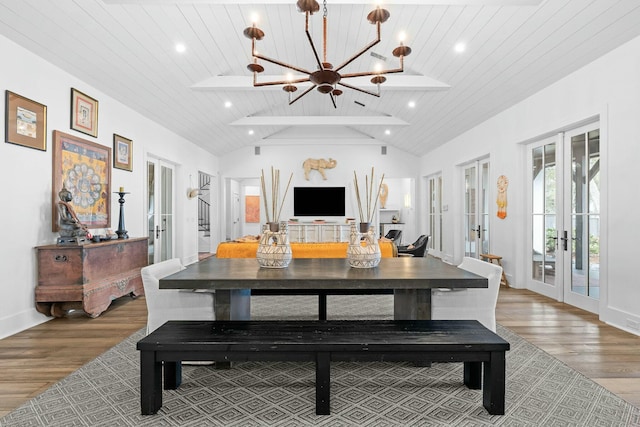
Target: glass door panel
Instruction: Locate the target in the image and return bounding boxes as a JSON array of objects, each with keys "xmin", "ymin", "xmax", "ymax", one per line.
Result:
[
  {"xmin": 531, "ymin": 143, "xmax": 558, "ymax": 287},
  {"xmin": 566, "ymin": 128, "xmax": 600, "ymax": 308},
  {"xmin": 480, "ymin": 162, "xmax": 490, "ymax": 255},
  {"xmin": 464, "ymin": 165, "xmax": 477, "ymax": 257},
  {"xmin": 147, "ymin": 161, "xmax": 155, "ymax": 265},
  {"xmin": 160, "ymin": 165, "xmax": 173, "ymax": 261},
  {"xmin": 426, "ymin": 174, "xmax": 443, "ymax": 256}
]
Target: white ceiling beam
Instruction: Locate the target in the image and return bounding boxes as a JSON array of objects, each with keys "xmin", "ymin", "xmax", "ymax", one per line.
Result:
[
  {"xmin": 104, "ymin": 1, "xmax": 543, "ymax": 5},
  {"xmin": 192, "ymin": 75, "xmax": 450, "ymax": 91},
  {"xmin": 230, "ymin": 116, "xmax": 409, "ymax": 126}
]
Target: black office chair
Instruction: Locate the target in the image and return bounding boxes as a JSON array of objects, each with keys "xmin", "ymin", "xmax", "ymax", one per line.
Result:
[
  {"xmin": 384, "ymin": 229, "xmax": 403, "ymax": 243},
  {"xmin": 397, "ymin": 235, "xmax": 429, "ymax": 257}
]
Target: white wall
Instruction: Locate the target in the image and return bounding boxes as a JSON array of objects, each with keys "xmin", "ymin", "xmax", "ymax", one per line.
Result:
[
  {"xmin": 0, "ymin": 35, "xmax": 218, "ymax": 339},
  {"xmin": 420, "ymin": 34, "xmax": 640, "ymax": 335},
  {"xmin": 219, "ymin": 142, "xmax": 420, "ymax": 240}
]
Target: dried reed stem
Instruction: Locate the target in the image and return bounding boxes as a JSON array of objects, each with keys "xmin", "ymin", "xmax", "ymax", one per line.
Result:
[
  {"xmin": 354, "ymin": 171, "xmax": 364, "ymax": 223},
  {"xmin": 275, "ymin": 172, "xmax": 293, "ymax": 223},
  {"xmin": 261, "ymin": 167, "xmax": 291, "ymax": 224},
  {"xmin": 354, "ymin": 169, "xmax": 385, "ymax": 225},
  {"xmin": 260, "ymin": 170, "xmax": 270, "ymax": 223},
  {"xmin": 368, "ymin": 173, "xmax": 385, "ymax": 223}
]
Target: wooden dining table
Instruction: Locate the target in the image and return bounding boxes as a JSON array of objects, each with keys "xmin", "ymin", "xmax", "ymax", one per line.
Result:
[{"xmin": 159, "ymin": 256, "xmax": 488, "ymax": 321}]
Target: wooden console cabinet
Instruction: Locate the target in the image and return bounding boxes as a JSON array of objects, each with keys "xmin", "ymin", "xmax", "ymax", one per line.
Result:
[{"xmin": 35, "ymin": 237, "xmax": 148, "ymax": 317}]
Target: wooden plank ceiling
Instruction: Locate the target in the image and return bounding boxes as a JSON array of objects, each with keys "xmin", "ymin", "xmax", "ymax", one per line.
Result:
[{"xmin": 0, "ymin": 0, "xmax": 639, "ymax": 156}]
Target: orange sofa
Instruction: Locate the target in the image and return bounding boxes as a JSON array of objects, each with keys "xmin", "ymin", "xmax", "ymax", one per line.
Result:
[{"xmin": 216, "ymin": 241, "xmax": 397, "ymax": 259}]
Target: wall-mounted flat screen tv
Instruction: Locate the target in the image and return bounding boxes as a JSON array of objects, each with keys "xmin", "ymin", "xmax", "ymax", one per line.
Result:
[{"xmin": 293, "ymin": 187, "xmax": 346, "ymax": 217}]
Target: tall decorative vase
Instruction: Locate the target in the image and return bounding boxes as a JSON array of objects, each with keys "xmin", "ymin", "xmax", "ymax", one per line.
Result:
[
  {"xmin": 347, "ymin": 222, "xmax": 381, "ymax": 268},
  {"xmin": 256, "ymin": 221, "xmax": 293, "ymax": 268}
]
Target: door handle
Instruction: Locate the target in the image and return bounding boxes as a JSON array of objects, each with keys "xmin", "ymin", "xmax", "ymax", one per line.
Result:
[
  {"xmin": 471, "ymin": 225, "xmax": 481, "ymax": 239},
  {"xmin": 559, "ymin": 230, "xmax": 568, "ymax": 251}
]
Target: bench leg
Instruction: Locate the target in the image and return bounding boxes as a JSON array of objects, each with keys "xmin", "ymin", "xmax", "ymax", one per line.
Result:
[
  {"xmin": 463, "ymin": 361, "xmax": 482, "ymax": 389},
  {"xmin": 483, "ymin": 351, "xmax": 506, "ymax": 415},
  {"xmin": 316, "ymin": 352, "xmax": 330, "ymax": 415},
  {"xmin": 140, "ymin": 350, "xmax": 162, "ymax": 415},
  {"xmin": 164, "ymin": 361, "xmax": 182, "ymax": 390},
  {"xmin": 318, "ymin": 292, "xmax": 327, "ymax": 321}
]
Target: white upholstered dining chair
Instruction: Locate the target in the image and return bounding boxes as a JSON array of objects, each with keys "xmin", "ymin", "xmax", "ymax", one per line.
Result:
[
  {"xmin": 431, "ymin": 256, "xmax": 503, "ymax": 332},
  {"xmin": 141, "ymin": 258, "xmax": 215, "ymax": 334}
]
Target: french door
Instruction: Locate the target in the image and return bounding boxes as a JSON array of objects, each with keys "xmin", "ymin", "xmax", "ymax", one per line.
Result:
[
  {"xmin": 426, "ymin": 174, "xmax": 443, "ymax": 257},
  {"xmin": 463, "ymin": 159, "xmax": 490, "ymax": 258},
  {"xmin": 529, "ymin": 123, "xmax": 601, "ymax": 313},
  {"xmin": 147, "ymin": 157, "xmax": 175, "ymax": 265}
]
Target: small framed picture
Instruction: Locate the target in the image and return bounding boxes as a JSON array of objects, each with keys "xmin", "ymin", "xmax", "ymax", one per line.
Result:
[
  {"xmin": 113, "ymin": 134, "xmax": 133, "ymax": 171},
  {"xmin": 70, "ymin": 88, "xmax": 98, "ymax": 137},
  {"xmin": 5, "ymin": 90, "xmax": 47, "ymax": 151}
]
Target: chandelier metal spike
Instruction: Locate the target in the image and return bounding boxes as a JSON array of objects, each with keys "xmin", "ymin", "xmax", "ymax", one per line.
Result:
[{"xmin": 243, "ymin": 0, "xmax": 411, "ymax": 108}]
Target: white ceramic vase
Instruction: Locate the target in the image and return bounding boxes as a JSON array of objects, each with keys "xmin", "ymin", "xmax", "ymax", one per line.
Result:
[
  {"xmin": 256, "ymin": 221, "xmax": 293, "ymax": 268},
  {"xmin": 347, "ymin": 222, "xmax": 381, "ymax": 268}
]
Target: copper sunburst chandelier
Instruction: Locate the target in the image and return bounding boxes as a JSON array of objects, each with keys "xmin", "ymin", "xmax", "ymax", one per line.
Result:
[{"xmin": 243, "ymin": 0, "xmax": 412, "ymax": 108}]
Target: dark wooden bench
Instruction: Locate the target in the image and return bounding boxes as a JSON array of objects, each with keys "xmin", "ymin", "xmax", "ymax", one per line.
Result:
[{"xmin": 137, "ymin": 320, "xmax": 510, "ymax": 416}]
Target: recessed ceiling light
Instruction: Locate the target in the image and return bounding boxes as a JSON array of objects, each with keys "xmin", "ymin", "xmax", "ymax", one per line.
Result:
[
  {"xmin": 175, "ymin": 43, "xmax": 186, "ymax": 53},
  {"xmin": 454, "ymin": 42, "xmax": 466, "ymax": 53},
  {"xmin": 224, "ymin": 101, "xmax": 232, "ymax": 108},
  {"xmin": 385, "ymin": 129, "xmax": 391, "ymax": 135},
  {"xmin": 408, "ymin": 101, "xmax": 416, "ymax": 108},
  {"xmin": 248, "ymin": 130, "xmax": 254, "ymax": 135}
]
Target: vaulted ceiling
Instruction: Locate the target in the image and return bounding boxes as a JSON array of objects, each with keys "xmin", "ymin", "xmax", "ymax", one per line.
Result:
[{"xmin": 1, "ymin": 0, "xmax": 639, "ymax": 157}]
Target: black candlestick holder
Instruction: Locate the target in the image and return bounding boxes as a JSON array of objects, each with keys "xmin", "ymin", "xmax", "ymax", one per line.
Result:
[{"xmin": 115, "ymin": 191, "xmax": 129, "ymax": 239}]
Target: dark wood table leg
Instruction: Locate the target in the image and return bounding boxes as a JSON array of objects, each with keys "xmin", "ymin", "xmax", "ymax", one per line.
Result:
[
  {"xmin": 319, "ymin": 292, "xmax": 327, "ymax": 320},
  {"xmin": 316, "ymin": 352, "xmax": 331, "ymax": 415},
  {"xmin": 214, "ymin": 289, "xmax": 251, "ymax": 369},
  {"xmin": 394, "ymin": 289, "xmax": 432, "ymax": 366},
  {"xmin": 140, "ymin": 350, "xmax": 162, "ymax": 415},
  {"xmin": 393, "ymin": 289, "xmax": 431, "ymax": 320},
  {"xmin": 483, "ymin": 351, "xmax": 506, "ymax": 415},
  {"xmin": 463, "ymin": 361, "xmax": 482, "ymax": 389},
  {"xmin": 163, "ymin": 361, "xmax": 182, "ymax": 390},
  {"xmin": 215, "ymin": 289, "xmax": 251, "ymax": 320}
]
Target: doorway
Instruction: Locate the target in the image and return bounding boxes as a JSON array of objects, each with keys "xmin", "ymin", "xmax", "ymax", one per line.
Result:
[
  {"xmin": 528, "ymin": 123, "xmax": 601, "ymax": 313},
  {"xmin": 147, "ymin": 157, "xmax": 175, "ymax": 265},
  {"xmin": 197, "ymin": 171, "xmax": 215, "ymax": 256},
  {"xmin": 463, "ymin": 158, "xmax": 490, "ymax": 259}
]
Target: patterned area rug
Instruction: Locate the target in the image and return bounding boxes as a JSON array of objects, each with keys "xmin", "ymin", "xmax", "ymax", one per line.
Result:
[{"xmin": 2, "ymin": 295, "xmax": 639, "ymax": 427}]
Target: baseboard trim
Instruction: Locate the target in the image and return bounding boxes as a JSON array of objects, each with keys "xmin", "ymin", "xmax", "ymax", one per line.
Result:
[{"xmin": 0, "ymin": 307, "xmax": 50, "ymax": 340}]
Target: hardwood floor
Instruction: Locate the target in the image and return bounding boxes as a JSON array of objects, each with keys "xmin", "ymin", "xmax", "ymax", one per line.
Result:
[
  {"xmin": 1, "ymin": 287, "xmax": 639, "ymax": 417},
  {"xmin": 0, "ymin": 296, "xmax": 147, "ymax": 417}
]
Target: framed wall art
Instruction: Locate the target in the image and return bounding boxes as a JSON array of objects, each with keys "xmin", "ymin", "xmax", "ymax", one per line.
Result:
[
  {"xmin": 5, "ymin": 90, "xmax": 47, "ymax": 151},
  {"xmin": 113, "ymin": 134, "xmax": 133, "ymax": 171},
  {"xmin": 245, "ymin": 195, "xmax": 260, "ymax": 223},
  {"xmin": 52, "ymin": 130, "xmax": 111, "ymax": 232},
  {"xmin": 70, "ymin": 88, "xmax": 98, "ymax": 137}
]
